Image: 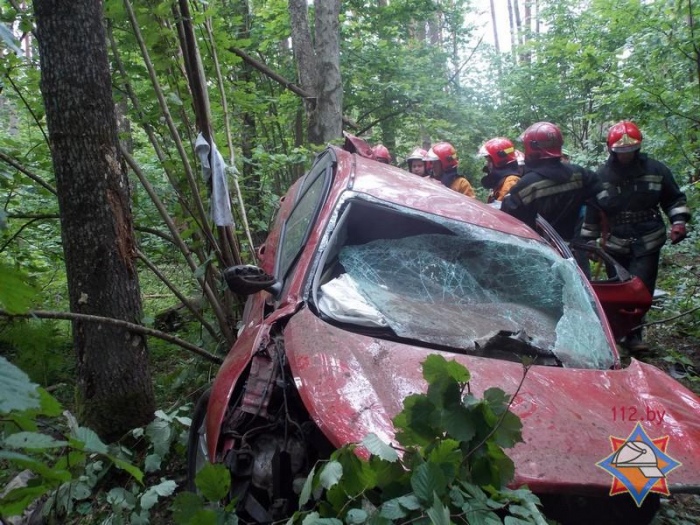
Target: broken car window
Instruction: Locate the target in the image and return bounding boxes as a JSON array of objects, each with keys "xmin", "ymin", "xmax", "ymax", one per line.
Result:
[{"xmin": 322, "ymin": 223, "xmax": 613, "ymax": 369}]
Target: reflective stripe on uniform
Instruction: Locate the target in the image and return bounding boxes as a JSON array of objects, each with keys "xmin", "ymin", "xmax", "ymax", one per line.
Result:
[
  {"xmin": 667, "ymin": 205, "xmax": 690, "ymax": 217},
  {"xmin": 517, "ymin": 173, "xmax": 584, "ymax": 206},
  {"xmin": 637, "ymin": 174, "xmax": 663, "ymax": 184},
  {"xmin": 607, "ymin": 226, "xmax": 666, "ymax": 254},
  {"xmin": 580, "ymin": 223, "xmax": 600, "ymax": 238}
]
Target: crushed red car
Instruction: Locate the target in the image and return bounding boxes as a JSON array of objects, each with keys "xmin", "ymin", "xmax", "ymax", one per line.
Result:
[{"xmin": 187, "ymin": 145, "xmax": 700, "ymax": 524}]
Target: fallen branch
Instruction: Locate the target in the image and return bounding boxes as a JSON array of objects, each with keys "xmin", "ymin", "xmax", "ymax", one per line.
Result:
[
  {"xmin": 0, "ymin": 309, "xmax": 223, "ymax": 365},
  {"xmin": 636, "ymin": 304, "xmax": 700, "ymax": 330}
]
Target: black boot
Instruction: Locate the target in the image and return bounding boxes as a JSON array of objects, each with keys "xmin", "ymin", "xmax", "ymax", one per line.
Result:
[{"xmin": 623, "ymin": 328, "xmax": 649, "ymax": 352}]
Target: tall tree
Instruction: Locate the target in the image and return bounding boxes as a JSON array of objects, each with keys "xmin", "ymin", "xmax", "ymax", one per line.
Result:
[
  {"xmin": 33, "ymin": 0, "xmax": 155, "ymax": 441},
  {"xmin": 489, "ymin": 0, "xmax": 500, "ymax": 53},
  {"xmin": 288, "ymin": 0, "xmax": 343, "ymax": 145}
]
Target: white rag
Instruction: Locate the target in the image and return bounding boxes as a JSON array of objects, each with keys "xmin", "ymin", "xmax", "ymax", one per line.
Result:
[{"xmin": 195, "ymin": 133, "xmax": 234, "ymax": 226}]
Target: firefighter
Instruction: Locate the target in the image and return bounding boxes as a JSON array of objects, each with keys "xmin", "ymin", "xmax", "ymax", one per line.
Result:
[
  {"xmin": 580, "ymin": 121, "xmax": 691, "ymax": 351},
  {"xmin": 478, "ymin": 137, "xmax": 521, "ymax": 204},
  {"xmin": 372, "ymin": 144, "xmax": 392, "ymax": 164},
  {"xmin": 406, "ymin": 147, "xmax": 428, "ymax": 177},
  {"xmin": 425, "ymin": 142, "xmax": 475, "ymax": 197},
  {"xmin": 501, "ymin": 122, "xmax": 599, "ymax": 243}
]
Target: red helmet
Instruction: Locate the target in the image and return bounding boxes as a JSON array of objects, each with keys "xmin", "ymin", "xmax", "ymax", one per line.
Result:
[
  {"xmin": 407, "ymin": 147, "xmax": 428, "ymax": 162},
  {"xmin": 426, "ymin": 142, "xmax": 459, "ymax": 170},
  {"xmin": 521, "ymin": 122, "xmax": 563, "ymax": 161},
  {"xmin": 607, "ymin": 121, "xmax": 642, "ymax": 153},
  {"xmin": 372, "ymin": 144, "xmax": 392, "ymax": 164},
  {"xmin": 478, "ymin": 137, "xmax": 517, "ymax": 168}
]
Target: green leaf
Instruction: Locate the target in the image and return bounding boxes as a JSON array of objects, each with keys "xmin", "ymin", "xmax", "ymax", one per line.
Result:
[
  {"xmin": 0, "ymin": 450, "xmax": 71, "ymax": 482},
  {"xmin": 70, "ymin": 426, "xmax": 108, "ymax": 454},
  {"xmin": 140, "ymin": 479, "xmax": 177, "ymax": 510},
  {"xmin": 490, "ymin": 411, "xmax": 523, "ymax": 450},
  {"xmin": 332, "ymin": 448, "xmax": 377, "ymax": 495},
  {"xmin": 107, "ymin": 487, "xmax": 137, "ymax": 511},
  {"xmin": 361, "ymin": 433, "xmax": 398, "ymax": 462},
  {"xmin": 369, "ymin": 455, "xmax": 409, "ymax": 489},
  {"xmin": 411, "ymin": 462, "xmax": 447, "ymax": 502},
  {"xmin": 0, "ymin": 263, "xmax": 37, "ymax": 314},
  {"xmin": 4, "ymin": 412, "xmax": 38, "ymax": 432},
  {"xmin": 0, "ymin": 356, "xmax": 41, "ymax": 413},
  {"xmin": 505, "ymin": 504, "xmax": 531, "ymax": 518},
  {"xmin": 504, "ymin": 517, "xmax": 530, "ymax": 525},
  {"xmin": 422, "ymin": 355, "xmax": 470, "ymax": 384},
  {"xmin": 193, "ymin": 256, "xmax": 213, "ymax": 279},
  {"xmin": 483, "ymin": 388, "xmax": 511, "ymax": 416},
  {"xmin": 0, "ymin": 484, "xmax": 50, "ymax": 517},
  {"xmin": 427, "ymin": 376, "xmax": 463, "ymax": 410},
  {"xmin": 397, "ymin": 493, "xmax": 421, "ymax": 511},
  {"xmin": 111, "ymin": 456, "xmax": 145, "ymax": 484},
  {"xmin": 394, "ymin": 395, "xmax": 439, "ymax": 446},
  {"xmin": 146, "ymin": 418, "xmax": 173, "ymax": 457},
  {"xmin": 37, "ymin": 388, "xmax": 62, "ymax": 417},
  {"xmin": 426, "ymin": 439, "xmax": 461, "ymax": 465},
  {"xmin": 345, "ymin": 508, "xmax": 368, "ymax": 524},
  {"xmin": 171, "ymin": 491, "xmax": 206, "ymax": 525},
  {"xmin": 3, "ymin": 431, "xmax": 68, "ymax": 450},
  {"xmin": 298, "ymin": 465, "xmax": 317, "ymax": 507},
  {"xmin": 442, "ymin": 405, "xmax": 476, "ymax": 442},
  {"xmin": 70, "ymin": 481, "xmax": 92, "ymax": 501},
  {"xmin": 378, "ymin": 497, "xmax": 408, "ymax": 520},
  {"xmin": 195, "ymin": 463, "xmax": 231, "ymax": 502},
  {"xmin": 301, "ymin": 512, "xmax": 342, "ymax": 525},
  {"xmin": 145, "ymin": 453, "xmax": 162, "ymax": 473},
  {"xmin": 319, "ymin": 461, "xmax": 343, "ymax": 490},
  {"xmin": 425, "ymin": 495, "xmax": 450, "ymax": 525},
  {"xmin": 130, "ymin": 510, "xmax": 151, "ymax": 525}
]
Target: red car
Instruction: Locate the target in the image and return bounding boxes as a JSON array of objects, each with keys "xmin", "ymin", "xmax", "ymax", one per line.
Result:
[{"xmin": 188, "ymin": 145, "xmax": 700, "ymax": 524}]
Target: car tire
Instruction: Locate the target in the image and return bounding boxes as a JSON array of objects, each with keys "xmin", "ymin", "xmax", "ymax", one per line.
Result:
[{"xmin": 186, "ymin": 387, "xmax": 211, "ymax": 493}]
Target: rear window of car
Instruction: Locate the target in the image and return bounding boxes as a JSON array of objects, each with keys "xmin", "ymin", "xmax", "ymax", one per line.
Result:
[{"xmin": 276, "ymin": 152, "xmax": 333, "ymax": 279}]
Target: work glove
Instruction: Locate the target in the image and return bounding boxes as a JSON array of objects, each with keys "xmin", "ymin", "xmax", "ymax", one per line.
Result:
[{"xmin": 670, "ymin": 222, "xmax": 687, "ymax": 244}]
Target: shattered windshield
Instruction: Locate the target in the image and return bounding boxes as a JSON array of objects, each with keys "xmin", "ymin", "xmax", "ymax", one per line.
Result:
[{"xmin": 319, "ymin": 222, "xmax": 613, "ymax": 369}]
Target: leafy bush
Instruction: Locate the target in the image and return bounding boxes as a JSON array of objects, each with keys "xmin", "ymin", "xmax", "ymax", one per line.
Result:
[
  {"xmin": 0, "ymin": 356, "xmax": 191, "ymax": 524},
  {"xmin": 292, "ymin": 355, "xmax": 545, "ymax": 525}
]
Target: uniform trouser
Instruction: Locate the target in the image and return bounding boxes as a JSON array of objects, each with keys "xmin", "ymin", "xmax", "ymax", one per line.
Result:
[
  {"xmin": 605, "ymin": 249, "xmax": 661, "ymax": 340},
  {"xmin": 607, "ymin": 250, "xmax": 661, "ymax": 297}
]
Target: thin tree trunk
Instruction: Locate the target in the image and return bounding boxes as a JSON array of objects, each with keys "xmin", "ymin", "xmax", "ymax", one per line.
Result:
[
  {"xmin": 507, "ymin": 0, "xmax": 517, "ymax": 58},
  {"xmin": 513, "ymin": 0, "xmax": 523, "ymax": 46},
  {"xmin": 489, "ymin": 0, "xmax": 500, "ymax": 53},
  {"xmin": 34, "ymin": 0, "xmax": 155, "ymax": 441}
]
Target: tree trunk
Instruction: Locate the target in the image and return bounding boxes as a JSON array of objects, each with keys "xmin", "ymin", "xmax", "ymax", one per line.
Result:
[
  {"xmin": 489, "ymin": 0, "xmax": 500, "ymax": 53},
  {"xmin": 34, "ymin": 0, "xmax": 155, "ymax": 441},
  {"xmin": 513, "ymin": 0, "xmax": 523, "ymax": 46},
  {"xmin": 507, "ymin": 0, "xmax": 517, "ymax": 56},
  {"xmin": 288, "ymin": 0, "xmax": 343, "ymax": 144}
]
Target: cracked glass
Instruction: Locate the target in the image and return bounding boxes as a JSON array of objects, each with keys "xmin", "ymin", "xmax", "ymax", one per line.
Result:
[{"xmin": 333, "ymin": 225, "xmax": 613, "ymax": 369}]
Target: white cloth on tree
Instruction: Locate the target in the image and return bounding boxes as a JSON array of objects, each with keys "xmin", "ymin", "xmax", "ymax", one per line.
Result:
[{"xmin": 195, "ymin": 133, "xmax": 234, "ymax": 226}]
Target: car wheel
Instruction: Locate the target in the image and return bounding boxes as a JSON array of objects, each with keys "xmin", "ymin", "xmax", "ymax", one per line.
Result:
[{"xmin": 186, "ymin": 387, "xmax": 211, "ymax": 493}]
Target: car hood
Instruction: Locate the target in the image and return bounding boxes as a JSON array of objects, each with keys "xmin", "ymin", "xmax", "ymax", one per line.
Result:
[{"xmin": 284, "ymin": 306, "xmax": 700, "ymax": 494}]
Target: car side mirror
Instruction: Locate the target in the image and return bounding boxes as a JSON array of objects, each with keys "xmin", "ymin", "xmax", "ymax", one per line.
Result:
[{"xmin": 223, "ymin": 265, "xmax": 281, "ymax": 296}]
